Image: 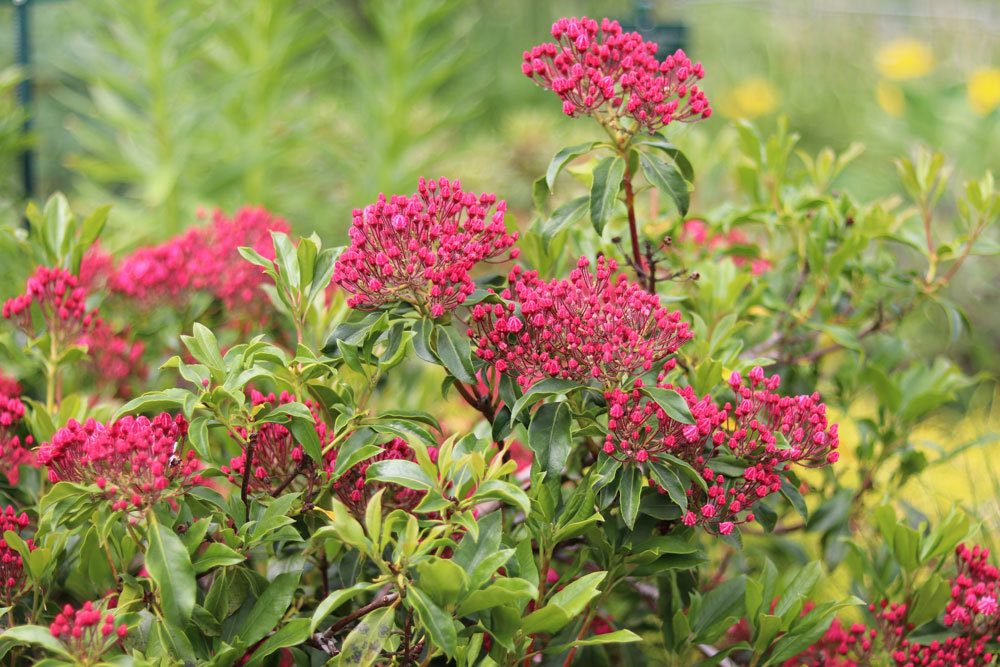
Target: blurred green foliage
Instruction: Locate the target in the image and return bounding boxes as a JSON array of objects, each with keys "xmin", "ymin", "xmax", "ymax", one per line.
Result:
[{"xmin": 0, "ymin": 0, "xmax": 997, "ymax": 362}]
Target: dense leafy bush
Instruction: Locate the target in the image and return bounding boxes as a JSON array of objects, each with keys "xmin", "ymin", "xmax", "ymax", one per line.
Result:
[{"xmin": 0, "ymin": 14, "xmax": 997, "ymax": 667}]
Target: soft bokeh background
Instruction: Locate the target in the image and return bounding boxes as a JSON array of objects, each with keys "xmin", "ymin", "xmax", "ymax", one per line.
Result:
[{"xmin": 1, "ymin": 0, "xmax": 998, "ymax": 523}]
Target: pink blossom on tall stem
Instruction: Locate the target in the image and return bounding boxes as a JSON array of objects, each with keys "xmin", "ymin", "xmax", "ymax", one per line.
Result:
[
  {"xmin": 333, "ymin": 177, "xmax": 519, "ymax": 318},
  {"xmin": 221, "ymin": 390, "xmax": 331, "ymax": 496},
  {"xmin": 469, "ymin": 256, "xmax": 692, "ymax": 389},
  {"xmin": 522, "ymin": 17, "xmax": 711, "ymax": 133},
  {"xmin": 78, "ymin": 318, "xmax": 148, "ymax": 399},
  {"xmin": 111, "ymin": 206, "xmax": 289, "ymax": 324},
  {"xmin": 0, "ymin": 386, "xmax": 35, "ymax": 486},
  {"xmin": 0, "ymin": 506, "xmax": 33, "ymax": 604},
  {"xmin": 2, "ymin": 266, "xmax": 95, "ymax": 345},
  {"xmin": 49, "ymin": 599, "xmax": 127, "ymax": 663},
  {"xmin": 38, "ymin": 413, "xmax": 202, "ymax": 515},
  {"xmin": 328, "ymin": 437, "xmax": 427, "ymax": 518}
]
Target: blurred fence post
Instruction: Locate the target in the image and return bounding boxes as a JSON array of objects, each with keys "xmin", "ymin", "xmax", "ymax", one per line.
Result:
[
  {"xmin": 622, "ymin": 0, "xmax": 688, "ymax": 55},
  {"xmin": 13, "ymin": 0, "xmax": 34, "ymax": 217}
]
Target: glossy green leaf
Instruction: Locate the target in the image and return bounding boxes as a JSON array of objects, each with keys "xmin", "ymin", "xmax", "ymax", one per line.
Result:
[
  {"xmin": 589, "ymin": 155, "xmax": 625, "ymax": 235},
  {"xmin": 146, "ymin": 518, "xmax": 196, "ymax": 629},
  {"xmin": 639, "ymin": 151, "xmax": 690, "ymax": 216}
]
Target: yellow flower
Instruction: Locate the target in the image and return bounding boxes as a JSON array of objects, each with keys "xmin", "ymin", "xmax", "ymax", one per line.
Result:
[
  {"xmin": 876, "ymin": 80, "xmax": 905, "ymax": 117},
  {"xmin": 876, "ymin": 39, "xmax": 933, "ymax": 80},
  {"xmin": 968, "ymin": 67, "xmax": 1000, "ymax": 115},
  {"xmin": 718, "ymin": 78, "xmax": 778, "ymax": 120}
]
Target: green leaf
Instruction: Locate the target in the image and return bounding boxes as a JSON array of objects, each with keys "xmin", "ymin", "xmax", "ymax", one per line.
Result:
[
  {"xmin": 641, "ymin": 387, "xmax": 695, "ymax": 425},
  {"xmin": 330, "ymin": 430, "xmax": 382, "ymax": 480},
  {"xmin": 186, "ymin": 323, "xmax": 226, "ymax": 372},
  {"xmin": 471, "ymin": 480, "xmax": 531, "ymax": 516},
  {"xmin": 113, "ymin": 388, "xmax": 188, "ymax": 419},
  {"xmin": 635, "ymin": 134, "xmax": 695, "ymax": 181},
  {"xmin": 523, "ymin": 572, "xmax": 607, "ymax": 635},
  {"xmin": 619, "ymin": 464, "xmax": 643, "ymax": 529},
  {"xmin": 339, "ymin": 604, "xmax": 396, "ymax": 667},
  {"xmin": 540, "ymin": 196, "xmax": 589, "ymax": 246},
  {"xmin": 366, "ymin": 459, "xmax": 435, "ymax": 492},
  {"xmin": 779, "ymin": 478, "xmax": 808, "ymax": 520},
  {"xmin": 532, "ymin": 176, "xmax": 549, "ymax": 213},
  {"xmin": 238, "ymin": 571, "xmax": 301, "ymax": 646},
  {"xmin": 311, "ymin": 583, "xmax": 380, "ymax": 632},
  {"xmin": 547, "ymin": 142, "xmax": 599, "ymax": 190},
  {"xmin": 547, "ymin": 628, "xmax": 642, "ymax": 652},
  {"xmin": 509, "ymin": 378, "xmax": 584, "ymax": 422},
  {"xmin": 527, "ymin": 402, "xmax": 572, "ymax": 483},
  {"xmin": 773, "ymin": 562, "xmax": 821, "ymax": 618},
  {"xmin": 647, "ymin": 462, "xmax": 687, "ymax": 513},
  {"xmin": 455, "ymin": 578, "xmax": 537, "ymax": 616},
  {"xmin": 245, "ymin": 618, "xmax": 311, "ymax": 667},
  {"xmin": 590, "ymin": 155, "xmax": 625, "ymax": 235},
  {"xmin": 192, "ymin": 543, "xmax": 246, "ymax": 573},
  {"xmin": 0, "ymin": 625, "xmax": 72, "ymax": 658},
  {"xmin": 692, "ymin": 576, "xmax": 745, "ymax": 637},
  {"xmin": 271, "ymin": 231, "xmax": 300, "ymax": 291},
  {"xmin": 415, "ymin": 557, "xmax": 468, "ymax": 607},
  {"xmin": 288, "ymin": 415, "xmax": 322, "ymax": 464},
  {"xmin": 639, "ymin": 152, "xmax": 690, "ymax": 216},
  {"xmin": 433, "ymin": 324, "xmax": 475, "ymax": 384},
  {"xmin": 408, "ymin": 586, "xmax": 457, "ymax": 658},
  {"xmin": 146, "ymin": 517, "xmax": 196, "ymax": 629}
]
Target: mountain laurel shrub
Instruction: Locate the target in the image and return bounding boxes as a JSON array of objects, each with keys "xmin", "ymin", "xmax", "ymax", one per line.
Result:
[{"xmin": 0, "ymin": 15, "xmax": 997, "ymax": 667}]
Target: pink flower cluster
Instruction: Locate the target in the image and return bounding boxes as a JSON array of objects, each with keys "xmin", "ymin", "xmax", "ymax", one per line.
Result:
[
  {"xmin": 330, "ymin": 437, "xmax": 426, "ymax": 518},
  {"xmin": 38, "ymin": 413, "xmax": 202, "ymax": 514},
  {"xmin": 2, "ymin": 266, "xmax": 95, "ymax": 345},
  {"xmin": 49, "ymin": 599, "xmax": 127, "ymax": 663},
  {"xmin": 604, "ymin": 366, "xmax": 839, "ymax": 533},
  {"xmin": 945, "ymin": 544, "xmax": 1000, "ymax": 636},
  {"xmin": 221, "ymin": 390, "xmax": 330, "ymax": 496},
  {"xmin": 78, "ymin": 318, "xmax": 148, "ymax": 399},
  {"xmin": 0, "ymin": 506, "xmax": 33, "ymax": 604},
  {"xmin": 334, "ymin": 178, "xmax": 519, "ymax": 318},
  {"xmin": 680, "ymin": 220, "xmax": 772, "ymax": 276},
  {"xmin": 111, "ymin": 206, "xmax": 289, "ymax": 322},
  {"xmin": 0, "ymin": 382, "xmax": 34, "ymax": 486},
  {"xmin": 522, "ymin": 17, "xmax": 711, "ymax": 132},
  {"xmin": 788, "ymin": 544, "xmax": 999, "ymax": 666},
  {"xmin": 469, "ymin": 256, "xmax": 692, "ymax": 389}
]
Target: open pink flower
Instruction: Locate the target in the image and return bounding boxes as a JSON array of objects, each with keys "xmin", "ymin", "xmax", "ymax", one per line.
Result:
[
  {"xmin": 334, "ymin": 177, "xmax": 519, "ymax": 318},
  {"xmin": 469, "ymin": 256, "xmax": 691, "ymax": 389}
]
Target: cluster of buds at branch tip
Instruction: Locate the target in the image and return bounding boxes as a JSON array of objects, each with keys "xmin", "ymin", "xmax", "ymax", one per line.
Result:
[
  {"xmin": 522, "ymin": 17, "xmax": 711, "ymax": 137},
  {"xmin": 469, "ymin": 255, "xmax": 691, "ymax": 389},
  {"xmin": 334, "ymin": 177, "xmax": 519, "ymax": 318},
  {"xmin": 38, "ymin": 413, "xmax": 202, "ymax": 517},
  {"xmin": 0, "ymin": 506, "xmax": 33, "ymax": 605}
]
